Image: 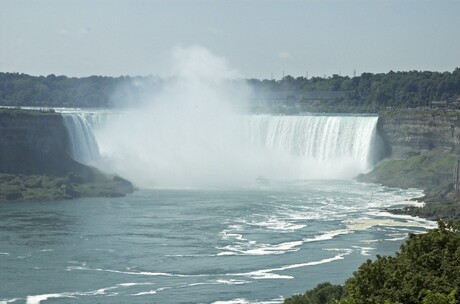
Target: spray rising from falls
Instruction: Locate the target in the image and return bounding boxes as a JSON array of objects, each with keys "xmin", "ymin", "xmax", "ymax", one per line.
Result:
[
  {"xmin": 60, "ymin": 47, "xmax": 384, "ymax": 188},
  {"xmin": 62, "ymin": 111, "xmax": 382, "ymax": 188}
]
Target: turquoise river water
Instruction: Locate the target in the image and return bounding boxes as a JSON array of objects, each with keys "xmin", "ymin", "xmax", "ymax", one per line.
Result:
[{"xmin": 0, "ymin": 180, "xmax": 433, "ymax": 304}]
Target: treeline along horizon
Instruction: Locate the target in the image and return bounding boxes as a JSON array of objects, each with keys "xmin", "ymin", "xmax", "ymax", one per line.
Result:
[{"xmin": 0, "ymin": 69, "xmax": 459, "ymax": 110}]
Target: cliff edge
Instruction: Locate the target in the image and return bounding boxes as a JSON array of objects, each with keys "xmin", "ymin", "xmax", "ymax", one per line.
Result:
[
  {"xmin": 0, "ymin": 108, "xmax": 133, "ymax": 201},
  {"xmin": 378, "ymin": 110, "xmax": 460, "ymax": 159}
]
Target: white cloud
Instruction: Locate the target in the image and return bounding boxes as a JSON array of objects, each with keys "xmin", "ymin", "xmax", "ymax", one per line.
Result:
[{"xmin": 278, "ymin": 51, "xmax": 291, "ymax": 59}]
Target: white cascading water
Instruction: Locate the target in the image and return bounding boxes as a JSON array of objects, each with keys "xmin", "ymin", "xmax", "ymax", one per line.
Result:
[
  {"xmin": 59, "ymin": 46, "xmax": 385, "ymax": 188},
  {"xmin": 62, "ymin": 113, "xmax": 101, "ymax": 165},
  {"xmin": 244, "ymin": 115, "xmax": 379, "ymax": 177},
  {"xmin": 61, "ymin": 110, "xmax": 381, "ymax": 187}
]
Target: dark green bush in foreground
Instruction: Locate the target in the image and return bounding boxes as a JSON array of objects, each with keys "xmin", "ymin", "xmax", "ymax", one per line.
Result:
[
  {"xmin": 285, "ymin": 220, "xmax": 460, "ymax": 304},
  {"xmin": 284, "ymin": 282, "xmax": 343, "ymax": 304}
]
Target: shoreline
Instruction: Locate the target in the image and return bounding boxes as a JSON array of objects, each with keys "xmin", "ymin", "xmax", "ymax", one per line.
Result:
[{"xmin": 358, "ymin": 150, "xmax": 460, "ymax": 220}]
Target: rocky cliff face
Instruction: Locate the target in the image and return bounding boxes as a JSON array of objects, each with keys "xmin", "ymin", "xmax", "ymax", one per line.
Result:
[
  {"xmin": 378, "ymin": 111, "xmax": 460, "ymax": 159},
  {"xmin": 0, "ymin": 110, "xmax": 76, "ymax": 175},
  {"xmin": 0, "ymin": 109, "xmax": 133, "ymax": 201}
]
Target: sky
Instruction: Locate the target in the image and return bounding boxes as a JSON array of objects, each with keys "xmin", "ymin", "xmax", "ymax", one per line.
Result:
[{"xmin": 0, "ymin": 0, "xmax": 459, "ymax": 79}]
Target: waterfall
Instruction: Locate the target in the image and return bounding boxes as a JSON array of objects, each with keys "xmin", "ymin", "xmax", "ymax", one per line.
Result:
[
  {"xmin": 61, "ymin": 110, "xmax": 383, "ymax": 186},
  {"xmin": 62, "ymin": 113, "xmax": 101, "ymax": 165},
  {"xmin": 244, "ymin": 115, "xmax": 381, "ymax": 175}
]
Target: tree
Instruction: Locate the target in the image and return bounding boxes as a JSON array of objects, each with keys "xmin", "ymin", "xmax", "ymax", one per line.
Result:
[
  {"xmin": 285, "ymin": 220, "xmax": 460, "ymax": 304},
  {"xmin": 284, "ymin": 282, "xmax": 344, "ymax": 304}
]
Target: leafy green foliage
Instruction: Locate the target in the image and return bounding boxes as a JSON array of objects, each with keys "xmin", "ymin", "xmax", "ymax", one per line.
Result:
[
  {"xmin": 340, "ymin": 221, "xmax": 460, "ymax": 304},
  {"xmin": 0, "ymin": 171, "xmax": 133, "ymax": 202},
  {"xmin": 249, "ymin": 69, "xmax": 460, "ymax": 112},
  {"xmin": 284, "ymin": 282, "xmax": 343, "ymax": 304},
  {"xmin": 0, "ymin": 73, "xmax": 163, "ymax": 108},
  {"xmin": 1, "ymin": 69, "xmax": 459, "ymax": 110},
  {"xmin": 286, "ymin": 221, "xmax": 460, "ymax": 304}
]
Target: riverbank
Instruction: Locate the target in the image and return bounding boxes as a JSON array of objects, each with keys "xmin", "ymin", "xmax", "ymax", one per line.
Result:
[
  {"xmin": 357, "ymin": 150, "xmax": 460, "ymax": 220},
  {"xmin": 0, "ymin": 108, "xmax": 134, "ymax": 202},
  {"xmin": 0, "ymin": 171, "xmax": 134, "ymax": 202},
  {"xmin": 284, "ymin": 220, "xmax": 460, "ymax": 304}
]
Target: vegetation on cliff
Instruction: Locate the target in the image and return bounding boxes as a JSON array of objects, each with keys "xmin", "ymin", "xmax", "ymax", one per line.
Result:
[
  {"xmin": 284, "ymin": 220, "xmax": 460, "ymax": 304},
  {"xmin": 252, "ymin": 68, "xmax": 460, "ymax": 113},
  {"xmin": 1, "ymin": 69, "xmax": 459, "ymax": 111},
  {"xmin": 357, "ymin": 150, "xmax": 460, "ymax": 220},
  {"xmin": 0, "ymin": 108, "xmax": 134, "ymax": 202},
  {"xmin": 0, "ymin": 171, "xmax": 133, "ymax": 202}
]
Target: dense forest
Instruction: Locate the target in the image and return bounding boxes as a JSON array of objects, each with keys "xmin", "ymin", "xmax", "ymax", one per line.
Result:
[
  {"xmin": 0, "ymin": 72, "xmax": 163, "ymax": 108},
  {"xmin": 249, "ymin": 68, "xmax": 460, "ymax": 112},
  {"xmin": 0, "ymin": 69, "xmax": 459, "ymax": 111},
  {"xmin": 284, "ymin": 220, "xmax": 460, "ymax": 304}
]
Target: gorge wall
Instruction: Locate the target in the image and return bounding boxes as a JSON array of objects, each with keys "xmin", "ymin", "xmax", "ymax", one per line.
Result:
[
  {"xmin": 377, "ymin": 111, "xmax": 460, "ymax": 159},
  {"xmin": 2, "ymin": 108, "xmax": 459, "ymax": 177},
  {"xmin": 0, "ymin": 110, "xmax": 77, "ymax": 175},
  {"xmin": 0, "ymin": 109, "xmax": 133, "ymax": 201}
]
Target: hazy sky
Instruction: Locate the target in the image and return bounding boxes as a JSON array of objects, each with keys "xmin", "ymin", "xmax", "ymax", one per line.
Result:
[{"xmin": 1, "ymin": 0, "xmax": 459, "ymax": 79}]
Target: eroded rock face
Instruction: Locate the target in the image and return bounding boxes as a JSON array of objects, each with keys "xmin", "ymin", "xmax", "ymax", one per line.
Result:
[
  {"xmin": 0, "ymin": 110, "xmax": 134, "ymax": 201},
  {"xmin": 378, "ymin": 111, "xmax": 460, "ymax": 159},
  {"xmin": 0, "ymin": 111, "xmax": 75, "ymax": 175}
]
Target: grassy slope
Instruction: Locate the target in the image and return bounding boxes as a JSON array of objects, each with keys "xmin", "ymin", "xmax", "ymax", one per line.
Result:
[
  {"xmin": 357, "ymin": 150, "xmax": 460, "ymax": 219},
  {"xmin": 0, "ymin": 171, "xmax": 133, "ymax": 202}
]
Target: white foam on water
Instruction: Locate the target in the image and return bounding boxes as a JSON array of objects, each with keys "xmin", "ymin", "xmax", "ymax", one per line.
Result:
[
  {"xmin": 0, "ymin": 299, "xmax": 21, "ymax": 304},
  {"xmin": 26, "ymin": 294, "xmax": 77, "ymax": 304},
  {"xmin": 384, "ymin": 236, "xmax": 407, "ymax": 241},
  {"xmin": 360, "ymin": 239, "xmax": 380, "ymax": 244},
  {"xmin": 217, "ymin": 239, "xmax": 304, "ymax": 256},
  {"xmin": 216, "ymin": 251, "xmax": 239, "ymax": 256},
  {"xmin": 231, "ymin": 252, "xmax": 350, "ymax": 280},
  {"xmin": 363, "ymin": 212, "xmax": 436, "ymax": 229},
  {"xmin": 117, "ymin": 282, "xmax": 156, "ymax": 287},
  {"xmin": 131, "ymin": 287, "xmax": 171, "ymax": 296},
  {"xmin": 131, "ymin": 290, "xmax": 157, "ymax": 296},
  {"xmin": 398, "ymin": 200, "xmax": 425, "ymax": 207},
  {"xmin": 177, "ymin": 279, "xmax": 250, "ymax": 289},
  {"xmin": 212, "ymin": 298, "xmax": 250, "ymax": 304},
  {"xmin": 26, "ymin": 285, "xmax": 124, "ymax": 303},
  {"xmin": 240, "ymin": 218, "xmax": 306, "ymax": 232},
  {"xmin": 216, "ymin": 279, "xmax": 251, "ymax": 285},
  {"xmin": 219, "ymin": 230, "xmax": 248, "ymax": 242},
  {"xmin": 351, "ymin": 246, "xmax": 375, "ymax": 256},
  {"xmin": 212, "ymin": 296, "xmax": 284, "ymax": 304},
  {"xmin": 66, "ymin": 266, "xmax": 208, "ymax": 278},
  {"xmin": 0, "ymin": 252, "xmax": 10, "ymax": 256},
  {"xmin": 218, "ymin": 226, "xmax": 356, "ymax": 257},
  {"xmin": 165, "ymin": 254, "xmax": 218, "ymax": 257},
  {"xmin": 303, "ymin": 229, "xmax": 351, "ymax": 242}
]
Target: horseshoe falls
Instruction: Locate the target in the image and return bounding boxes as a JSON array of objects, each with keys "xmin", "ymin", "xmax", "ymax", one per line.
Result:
[
  {"xmin": 1, "ymin": 110, "xmax": 435, "ymax": 304},
  {"xmin": 61, "ymin": 112, "xmax": 384, "ymax": 187},
  {"xmin": 243, "ymin": 115, "xmax": 381, "ymax": 180}
]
